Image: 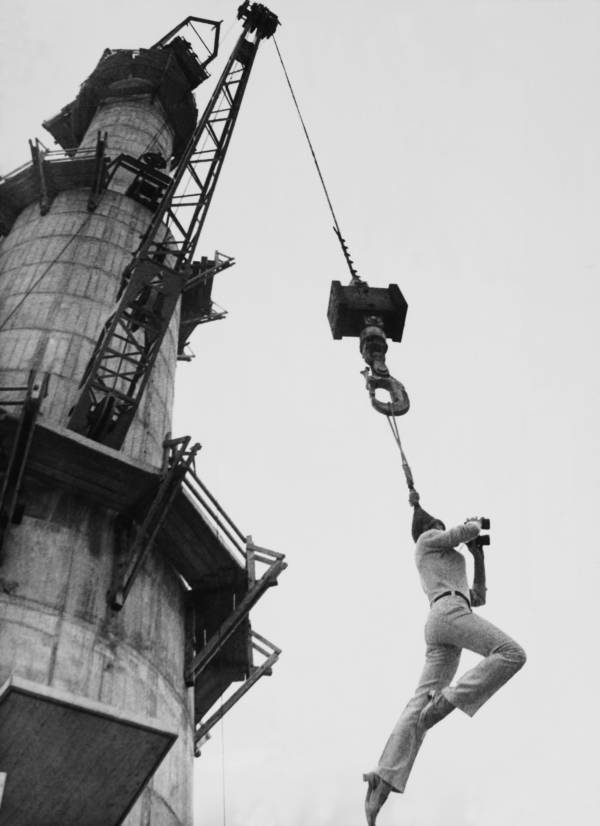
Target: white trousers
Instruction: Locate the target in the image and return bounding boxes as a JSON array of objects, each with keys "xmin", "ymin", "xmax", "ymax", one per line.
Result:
[{"xmin": 376, "ymin": 595, "xmax": 526, "ymax": 792}]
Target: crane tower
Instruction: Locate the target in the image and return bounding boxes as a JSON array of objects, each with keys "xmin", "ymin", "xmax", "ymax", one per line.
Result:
[{"xmin": 0, "ymin": 5, "xmax": 284, "ymax": 825}]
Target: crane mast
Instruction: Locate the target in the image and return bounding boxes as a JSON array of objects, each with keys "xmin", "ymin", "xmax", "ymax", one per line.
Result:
[{"xmin": 67, "ymin": 2, "xmax": 279, "ymax": 449}]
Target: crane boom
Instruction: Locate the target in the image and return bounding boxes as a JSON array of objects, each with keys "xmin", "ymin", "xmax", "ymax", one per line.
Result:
[{"xmin": 68, "ymin": 3, "xmax": 279, "ymax": 449}]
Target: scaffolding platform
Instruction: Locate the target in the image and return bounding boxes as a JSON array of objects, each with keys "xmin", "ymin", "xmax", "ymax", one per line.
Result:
[
  {"xmin": 0, "ymin": 146, "xmax": 108, "ymax": 236},
  {"xmin": 0, "ymin": 404, "xmax": 285, "ymax": 743},
  {"xmin": 0, "ymin": 675, "xmax": 176, "ymax": 826},
  {"xmin": 0, "ymin": 412, "xmax": 243, "ymax": 586}
]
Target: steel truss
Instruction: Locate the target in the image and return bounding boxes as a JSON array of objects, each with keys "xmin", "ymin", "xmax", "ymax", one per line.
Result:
[{"xmin": 67, "ymin": 4, "xmax": 279, "ymax": 448}]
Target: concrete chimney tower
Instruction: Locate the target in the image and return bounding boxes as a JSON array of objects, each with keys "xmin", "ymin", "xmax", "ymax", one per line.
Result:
[{"xmin": 0, "ymin": 8, "xmax": 284, "ymax": 826}]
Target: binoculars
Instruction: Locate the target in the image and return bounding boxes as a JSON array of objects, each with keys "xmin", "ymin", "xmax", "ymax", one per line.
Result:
[{"xmin": 471, "ymin": 517, "xmax": 490, "ymax": 547}]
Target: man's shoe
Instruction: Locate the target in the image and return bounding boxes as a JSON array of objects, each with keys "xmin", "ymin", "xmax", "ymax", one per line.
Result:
[
  {"xmin": 418, "ymin": 691, "xmax": 455, "ymax": 732},
  {"xmin": 363, "ymin": 772, "xmax": 392, "ymax": 826}
]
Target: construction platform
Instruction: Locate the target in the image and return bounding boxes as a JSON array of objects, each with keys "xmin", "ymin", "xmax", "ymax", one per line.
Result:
[
  {"xmin": 0, "ymin": 145, "xmax": 108, "ymax": 237},
  {"xmin": 43, "ymin": 44, "xmax": 205, "ymax": 163},
  {"xmin": 0, "ymin": 412, "xmax": 243, "ymax": 587},
  {"xmin": 0, "ymin": 400, "xmax": 285, "ymax": 739},
  {"xmin": 0, "ymin": 675, "xmax": 176, "ymax": 826}
]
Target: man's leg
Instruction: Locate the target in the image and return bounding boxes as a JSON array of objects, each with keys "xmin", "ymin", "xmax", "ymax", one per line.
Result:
[
  {"xmin": 363, "ymin": 772, "xmax": 391, "ymax": 826},
  {"xmin": 373, "ymin": 642, "xmax": 461, "ymax": 794},
  {"xmin": 437, "ymin": 610, "xmax": 526, "ymax": 717},
  {"xmin": 418, "ymin": 690, "xmax": 455, "ymax": 730},
  {"xmin": 364, "ymin": 644, "xmax": 460, "ymax": 824}
]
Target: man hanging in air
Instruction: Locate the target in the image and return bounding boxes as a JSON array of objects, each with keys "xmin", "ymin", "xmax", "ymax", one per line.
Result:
[{"xmin": 363, "ymin": 494, "xmax": 526, "ymax": 825}]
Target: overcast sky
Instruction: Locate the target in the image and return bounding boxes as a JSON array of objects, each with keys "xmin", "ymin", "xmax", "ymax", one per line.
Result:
[{"xmin": 2, "ymin": 1, "xmax": 599, "ymax": 825}]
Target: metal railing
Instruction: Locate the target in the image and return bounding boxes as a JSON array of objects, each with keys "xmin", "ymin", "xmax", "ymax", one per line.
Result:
[
  {"xmin": 194, "ymin": 631, "xmax": 282, "ymax": 748},
  {"xmin": 0, "ymin": 372, "xmax": 48, "ymax": 409},
  {"xmin": 181, "ymin": 463, "xmax": 248, "ymax": 566},
  {"xmin": 0, "ymin": 143, "xmax": 99, "ymax": 183}
]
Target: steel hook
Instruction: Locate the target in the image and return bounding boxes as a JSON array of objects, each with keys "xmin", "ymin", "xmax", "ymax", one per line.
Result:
[{"xmin": 362, "ymin": 368, "xmax": 410, "ymax": 417}]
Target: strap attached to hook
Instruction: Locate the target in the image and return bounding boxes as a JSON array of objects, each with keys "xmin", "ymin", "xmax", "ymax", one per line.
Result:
[{"xmin": 385, "ymin": 413, "xmax": 421, "ymax": 506}]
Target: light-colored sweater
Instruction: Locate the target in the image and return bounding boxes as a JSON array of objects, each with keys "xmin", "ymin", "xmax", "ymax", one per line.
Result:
[{"xmin": 415, "ymin": 522, "xmax": 481, "ymax": 604}]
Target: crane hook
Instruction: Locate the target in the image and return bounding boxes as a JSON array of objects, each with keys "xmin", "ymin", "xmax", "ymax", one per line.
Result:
[
  {"xmin": 361, "ymin": 368, "xmax": 410, "ymax": 417},
  {"xmin": 358, "ymin": 315, "xmax": 409, "ymax": 417}
]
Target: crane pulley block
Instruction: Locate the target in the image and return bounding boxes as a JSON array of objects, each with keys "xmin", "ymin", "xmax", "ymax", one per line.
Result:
[
  {"xmin": 327, "ymin": 279, "xmax": 409, "ymax": 417},
  {"xmin": 327, "ymin": 280, "xmax": 408, "ymax": 342},
  {"xmin": 237, "ymin": 2, "xmax": 280, "ymax": 39}
]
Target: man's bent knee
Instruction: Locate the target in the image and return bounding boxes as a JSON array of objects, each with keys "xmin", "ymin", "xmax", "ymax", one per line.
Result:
[{"xmin": 503, "ymin": 641, "xmax": 526, "ymax": 671}]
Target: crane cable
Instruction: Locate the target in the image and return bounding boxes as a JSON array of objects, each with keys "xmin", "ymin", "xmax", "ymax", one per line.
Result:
[
  {"xmin": 273, "ymin": 36, "xmax": 361, "ymax": 284},
  {"xmin": 273, "ymin": 37, "xmax": 420, "ymax": 501},
  {"xmin": 219, "ymin": 690, "xmax": 227, "ymax": 826}
]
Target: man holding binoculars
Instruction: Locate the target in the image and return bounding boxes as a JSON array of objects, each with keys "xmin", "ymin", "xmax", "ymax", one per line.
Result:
[{"xmin": 364, "ymin": 503, "xmax": 526, "ymax": 825}]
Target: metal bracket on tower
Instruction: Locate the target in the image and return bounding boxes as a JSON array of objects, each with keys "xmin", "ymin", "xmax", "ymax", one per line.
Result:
[
  {"xmin": 184, "ymin": 537, "xmax": 286, "ymax": 685},
  {"xmin": 105, "ymin": 153, "xmax": 172, "ymax": 212},
  {"xmin": 88, "ymin": 132, "xmax": 108, "ymax": 211},
  {"xmin": 29, "ymin": 140, "xmax": 51, "ymax": 216},
  {"xmin": 194, "ymin": 631, "xmax": 281, "ymax": 750},
  {"xmin": 0, "ymin": 371, "xmax": 49, "ymax": 559},
  {"xmin": 178, "ymin": 252, "xmax": 235, "ymax": 359},
  {"xmin": 177, "ymin": 463, "xmax": 286, "ymax": 738},
  {"xmin": 108, "ymin": 436, "xmax": 200, "ymax": 609}
]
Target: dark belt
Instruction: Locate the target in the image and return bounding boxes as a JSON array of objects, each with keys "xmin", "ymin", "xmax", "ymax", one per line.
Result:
[{"xmin": 431, "ymin": 590, "xmax": 471, "ymax": 608}]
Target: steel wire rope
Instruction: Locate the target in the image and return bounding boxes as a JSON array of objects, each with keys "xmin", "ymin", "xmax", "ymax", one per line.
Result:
[
  {"xmin": 273, "ymin": 37, "xmax": 419, "ymax": 494},
  {"xmin": 216, "ymin": 17, "xmax": 239, "ymax": 55},
  {"xmin": 272, "ymin": 36, "xmax": 361, "ymax": 282},
  {"xmin": 190, "ymin": 21, "xmax": 212, "ymax": 57},
  {"xmin": 214, "ymin": 654, "xmax": 228, "ymax": 826},
  {"xmin": 272, "ymin": 37, "xmax": 342, "ymax": 240},
  {"xmin": 220, "ymin": 695, "xmax": 227, "ymax": 826}
]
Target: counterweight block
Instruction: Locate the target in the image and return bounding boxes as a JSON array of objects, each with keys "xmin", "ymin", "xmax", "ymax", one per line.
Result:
[{"xmin": 327, "ymin": 281, "xmax": 408, "ymax": 342}]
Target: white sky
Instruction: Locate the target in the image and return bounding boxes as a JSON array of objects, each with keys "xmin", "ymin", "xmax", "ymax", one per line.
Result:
[{"xmin": 2, "ymin": 1, "xmax": 599, "ymax": 824}]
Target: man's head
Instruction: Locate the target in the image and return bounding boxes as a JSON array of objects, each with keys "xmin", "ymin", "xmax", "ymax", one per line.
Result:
[{"xmin": 411, "ymin": 505, "xmax": 445, "ymax": 542}]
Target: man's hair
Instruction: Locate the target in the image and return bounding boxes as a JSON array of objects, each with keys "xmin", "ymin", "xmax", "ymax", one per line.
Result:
[{"xmin": 411, "ymin": 505, "xmax": 444, "ymax": 542}]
